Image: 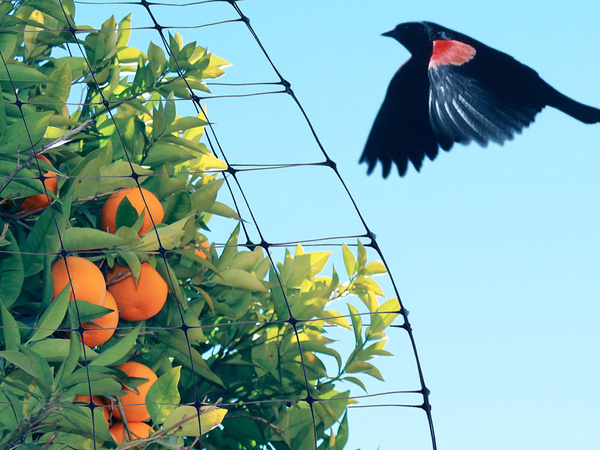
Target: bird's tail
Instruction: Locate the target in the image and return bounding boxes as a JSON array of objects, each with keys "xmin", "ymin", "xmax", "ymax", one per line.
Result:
[{"xmin": 547, "ymin": 87, "xmax": 600, "ymax": 124}]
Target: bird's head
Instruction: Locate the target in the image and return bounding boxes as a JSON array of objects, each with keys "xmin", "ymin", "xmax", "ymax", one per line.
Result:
[{"xmin": 383, "ymin": 22, "xmax": 450, "ymax": 55}]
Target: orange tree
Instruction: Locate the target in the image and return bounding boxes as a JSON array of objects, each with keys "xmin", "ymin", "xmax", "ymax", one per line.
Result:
[{"xmin": 0, "ymin": 1, "xmax": 399, "ymax": 449}]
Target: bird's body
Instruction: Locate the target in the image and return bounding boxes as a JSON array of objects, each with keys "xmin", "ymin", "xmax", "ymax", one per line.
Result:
[{"xmin": 361, "ymin": 22, "xmax": 600, "ymax": 177}]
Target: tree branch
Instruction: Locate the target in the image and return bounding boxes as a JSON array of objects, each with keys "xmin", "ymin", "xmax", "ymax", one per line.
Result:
[{"xmin": 0, "ymin": 119, "xmax": 95, "ymax": 198}]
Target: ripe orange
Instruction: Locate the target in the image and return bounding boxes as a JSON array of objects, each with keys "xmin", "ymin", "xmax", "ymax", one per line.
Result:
[
  {"xmin": 20, "ymin": 154, "xmax": 58, "ymax": 213},
  {"xmin": 80, "ymin": 291, "xmax": 119, "ymax": 348},
  {"xmin": 111, "ymin": 361, "xmax": 158, "ymax": 422},
  {"xmin": 195, "ymin": 241, "xmax": 210, "ymax": 259},
  {"xmin": 100, "ymin": 187, "xmax": 164, "ymax": 235},
  {"xmin": 106, "ymin": 263, "xmax": 168, "ymax": 321},
  {"xmin": 110, "ymin": 422, "xmax": 152, "ymax": 444},
  {"xmin": 73, "ymin": 395, "xmax": 110, "ymax": 423},
  {"xmin": 51, "ymin": 256, "xmax": 106, "ymax": 305},
  {"xmin": 182, "ymin": 241, "xmax": 210, "ymax": 260}
]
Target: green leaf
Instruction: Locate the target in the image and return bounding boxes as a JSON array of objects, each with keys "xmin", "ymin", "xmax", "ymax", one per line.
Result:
[
  {"xmin": 1, "ymin": 345, "xmax": 53, "ymax": 393},
  {"xmin": 0, "ymin": 110, "xmax": 52, "ymax": 158},
  {"xmin": 0, "ymin": 164, "xmax": 43, "ymax": 199},
  {"xmin": 342, "ymin": 376, "xmax": 367, "ymax": 393},
  {"xmin": 313, "ymin": 390, "xmax": 350, "ymax": 429},
  {"xmin": 116, "ymin": 250, "xmax": 141, "ymax": 282},
  {"xmin": 22, "ymin": 188, "xmax": 71, "ymax": 277},
  {"xmin": 335, "ymin": 412, "xmax": 349, "ymax": 450},
  {"xmin": 115, "ymin": 195, "xmax": 140, "ymax": 231},
  {"xmin": 32, "ymin": 338, "xmax": 99, "ymax": 363},
  {"xmin": 98, "ymin": 161, "xmax": 152, "ymax": 193},
  {"xmin": 0, "ymin": 221, "xmax": 23, "ymax": 308},
  {"xmin": 365, "ymin": 260, "xmax": 386, "ymax": 275},
  {"xmin": 166, "ymin": 116, "xmax": 207, "ymax": 134},
  {"xmin": 41, "ymin": 254, "xmax": 54, "ymax": 307},
  {"xmin": 147, "ymin": 366, "xmax": 181, "ymax": 424},
  {"xmin": 144, "ymin": 141, "xmax": 196, "ymax": 166},
  {"xmin": 154, "ymin": 257, "xmax": 185, "ymax": 306},
  {"xmin": 318, "ymin": 310, "xmax": 351, "ymax": 330},
  {"xmin": 269, "ymin": 271, "xmax": 290, "ymax": 321},
  {"xmin": 212, "ymin": 268, "xmax": 267, "ymax": 292},
  {"xmin": 216, "ymin": 224, "xmax": 240, "ymax": 270},
  {"xmin": 66, "ymin": 377, "xmax": 124, "ymax": 396},
  {"xmin": 164, "ymin": 190, "xmax": 192, "ymax": 223},
  {"xmin": 0, "ymin": 301, "xmax": 20, "ymax": 351},
  {"xmin": 299, "ymin": 337, "xmax": 342, "ymax": 369},
  {"xmin": 136, "ymin": 216, "xmax": 191, "ymax": 251},
  {"xmin": 51, "ymin": 402, "xmax": 114, "ymax": 443},
  {"xmin": 163, "ymin": 135, "xmax": 210, "ymax": 155},
  {"xmin": 163, "ymin": 405, "xmax": 227, "ymax": 436},
  {"xmin": 0, "ymin": 31, "xmax": 17, "ymax": 61},
  {"xmin": 59, "ymin": 332, "xmax": 84, "ymax": 379},
  {"xmin": 368, "ymin": 298, "xmax": 401, "ymax": 336},
  {"xmin": 362, "ymin": 277, "xmax": 385, "ymax": 298},
  {"xmin": 161, "ymin": 331, "xmax": 224, "ymax": 387},
  {"xmin": 27, "ymin": 282, "xmax": 70, "ymax": 342},
  {"xmin": 117, "ymin": 13, "xmax": 132, "ymax": 47},
  {"xmin": 71, "ymin": 153, "xmax": 102, "ymax": 200},
  {"xmin": 191, "ymin": 177, "xmax": 223, "ymax": 212},
  {"xmin": 206, "ymin": 201, "xmax": 242, "ymax": 221},
  {"xmin": 357, "ymin": 241, "xmax": 367, "ymax": 268},
  {"xmin": 342, "ymin": 243, "xmax": 356, "ymax": 277},
  {"xmin": 0, "ymin": 84, "xmax": 6, "ymax": 142},
  {"xmin": 23, "ymin": 0, "xmax": 73, "ymax": 25},
  {"xmin": 60, "ymin": 365, "xmax": 120, "ymax": 395},
  {"xmin": 148, "ymin": 41, "xmax": 166, "ymax": 78},
  {"xmin": 0, "ymin": 62, "xmax": 53, "ymax": 88},
  {"xmin": 63, "ymin": 227, "xmax": 131, "ymax": 251},
  {"xmin": 0, "ymin": 389, "xmax": 18, "ymax": 430},
  {"xmin": 46, "ymin": 60, "xmax": 73, "ymax": 104},
  {"xmin": 72, "ymin": 300, "xmax": 114, "ymax": 324},
  {"xmin": 348, "ymin": 304, "xmax": 362, "ymax": 346},
  {"xmin": 90, "ymin": 325, "xmax": 140, "ymax": 367},
  {"xmin": 95, "ymin": 16, "xmax": 118, "ymax": 65},
  {"xmin": 345, "ymin": 360, "xmax": 384, "ymax": 381}
]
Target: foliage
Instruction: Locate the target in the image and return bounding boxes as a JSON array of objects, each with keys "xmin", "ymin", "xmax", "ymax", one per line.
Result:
[{"xmin": 0, "ymin": 1, "xmax": 399, "ymax": 449}]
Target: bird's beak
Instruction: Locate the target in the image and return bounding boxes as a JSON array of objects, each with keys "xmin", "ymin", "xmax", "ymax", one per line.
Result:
[{"xmin": 381, "ymin": 29, "xmax": 395, "ymax": 38}]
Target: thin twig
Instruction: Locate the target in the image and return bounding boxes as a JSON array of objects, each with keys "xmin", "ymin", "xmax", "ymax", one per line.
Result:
[
  {"xmin": 42, "ymin": 118, "xmax": 97, "ymax": 152},
  {"xmin": 0, "ymin": 222, "xmax": 9, "ymax": 242},
  {"xmin": 0, "ymin": 119, "xmax": 95, "ymax": 197},
  {"xmin": 73, "ymin": 189, "xmax": 120, "ymax": 203},
  {"xmin": 106, "ymin": 267, "xmax": 133, "ymax": 286}
]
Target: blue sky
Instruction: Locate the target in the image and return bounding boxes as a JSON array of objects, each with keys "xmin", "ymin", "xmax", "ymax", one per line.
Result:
[{"xmin": 77, "ymin": 1, "xmax": 600, "ymax": 448}]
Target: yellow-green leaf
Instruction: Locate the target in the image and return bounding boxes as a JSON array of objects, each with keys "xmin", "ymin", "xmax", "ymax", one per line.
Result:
[
  {"xmin": 214, "ymin": 268, "xmax": 267, "ymax": 292},
  {"xmin": 163, "ymin": 405, "xmax": 227, "ymax": 436}
]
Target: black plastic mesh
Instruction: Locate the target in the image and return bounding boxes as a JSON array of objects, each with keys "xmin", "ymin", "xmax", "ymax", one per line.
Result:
[{"xmin": 0, "ymin": 1, "xmax": 436, "ymax": 448}]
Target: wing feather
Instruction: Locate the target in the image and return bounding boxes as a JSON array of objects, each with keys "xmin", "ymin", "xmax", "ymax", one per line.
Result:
[
  {"xmin": 361, "ymin": 57, "xmax": 438, "ymax": 177},
  {"xmin": 428, "ymin": 59, "xmax": 545, "ymax": 149}
]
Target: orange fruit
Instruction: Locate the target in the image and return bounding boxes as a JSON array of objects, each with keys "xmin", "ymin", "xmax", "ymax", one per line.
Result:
[
  {"xmin": 195, "ymin": 241, "xmax": 210, "ymax": 259},
  {"xmin": 100, "ymin": 187, "xmax": 164, "ymax": 235},
  {"xmin": 51, "ymin": 256, "xmax": 106, "ymax": 305},
  {"xmin": 73, "ymin": 395, "xmax": 110, "ymax": 423},
  {"xmin": 182, "ymin": 241, "xmax": 210, "ymax": 259},
  {"xmin": 106, "ymin": 263, "xmax": 168, "ymax": 321},
  {"xmin": 80, "ymin": 291, "xmax": 119, "ymax": 348},
  {"xmin": 111, "ymin": 361, "xmax": 158, "ymax": 422},
  {"xmin": 20, "ymin": 154, "xmax": 58, "ymax": 213},
  {"xmin": 110, "ymin": 422, "xmax": 152, "ymax": 444}
]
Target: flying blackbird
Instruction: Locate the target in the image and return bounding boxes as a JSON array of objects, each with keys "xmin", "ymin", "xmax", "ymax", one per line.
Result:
[{"xmin": 361, "ymin": 21, "xmax": 600, "ymax": 177}]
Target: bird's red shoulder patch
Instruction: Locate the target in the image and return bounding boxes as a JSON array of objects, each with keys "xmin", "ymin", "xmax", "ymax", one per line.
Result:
[{"xmin": 429, "ymin": 40, "xmax": 476, "ymax": 69}]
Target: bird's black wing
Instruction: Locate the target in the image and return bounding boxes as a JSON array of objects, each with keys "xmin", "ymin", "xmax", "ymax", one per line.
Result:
[
  {"xmin": 428, "ymin": 41, "xmax": 546, "ymax": 151},
  {"xmin": 361, "ymin": 57, "xmax": 438, "ymax": 177}
]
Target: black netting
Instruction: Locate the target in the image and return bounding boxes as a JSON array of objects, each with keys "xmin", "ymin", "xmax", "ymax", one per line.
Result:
[{"xmin": 0, "ymin": 1, "xmax": 435, "ymax": 449}]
